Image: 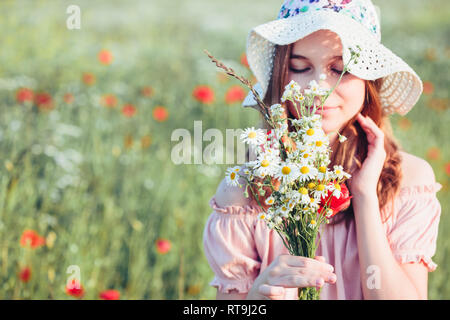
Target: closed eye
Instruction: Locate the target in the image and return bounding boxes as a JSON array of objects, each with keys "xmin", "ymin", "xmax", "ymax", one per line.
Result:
[{"xmin": 289, "ymin": 67, "xmax": 347, "ymax": 75}]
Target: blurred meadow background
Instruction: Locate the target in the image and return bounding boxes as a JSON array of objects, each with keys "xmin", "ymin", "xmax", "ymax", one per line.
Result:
[{"xmin": 0, "ymin": 0, "xmax": 448, "ymax": 299}]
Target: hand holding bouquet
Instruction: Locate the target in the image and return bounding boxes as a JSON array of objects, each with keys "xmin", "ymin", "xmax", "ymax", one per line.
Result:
[{"xmin": 204, "ymin": 45, "xmax": 360, "ymax": 299}]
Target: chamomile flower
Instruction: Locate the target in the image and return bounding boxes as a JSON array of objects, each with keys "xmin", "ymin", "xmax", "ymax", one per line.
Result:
[
  {"xmin": 277, "ymin": 204, "xmax": 291, "ymax": 217},
  {"xmin": 258, "ymin": 211, "xmax": 271, "ymax": 221},
  {"xmin": 317, "ymin": 165, "xmax": 330, "ymax": 181},
  {"xmin": 285, "ymin": 80, "xmax": 301, "ymax": 92},
  {"xmin": 308, "ymin": 219, "xmax": 317, "ymax": 229},
  {"xmin": 293, "ymin": 92, "xmax": 305, "ymax": 103},
  {"xmin": 308, "ymin": 80, "xmax": 321, "ymax": 95},
  {"xmin": 325, "ymin": 208, "xmax": 334, "ymax": 219},
  {"xmin": 254, "ymin": 153, "xmax": 279, "ymax": 177},
  {"xmin": 225, "ymin": 166, "xmax": 241, "ymax": 187},
  {"xmin": 298, "ymin": 186, "xmax": 311, "ymax": 205},
  {"xmin": 326, "ymin": 182, "xmax": 343, "ymax": 199},
  {"xmin": 308, "ymin": 196, "xmax": 321, "ymax": 209},
  {"xmin": 275, "ymin": 162, "xmax": 300, "ymax": 184},
  {"xmin": 270, "ymin": 104, "xmax": 284, "ymax": 117},
  {"xmin": 301, "ymin": 126, "xmax": 325, "ymax": 144},
  {"xmin": 265, "ymin": 196, "xmax": 275, "ymax": 206},
  {"xmin": 240, "ymin": 127, "xmax": 266, "ymax": 146},
  {"xmin": 281, "ymin": 89, "xmax": 293, "ymax": 102},
  {"xmin": 333, "ymin": 165, "xmax": 351, "ymax": 180},
  {"xmin": 297, "ymin": 164, "xmax": 318, "ymax": 183},
  {"xmin": 312, "ymin": 183, "xmax": 328, "ymax": 200}
]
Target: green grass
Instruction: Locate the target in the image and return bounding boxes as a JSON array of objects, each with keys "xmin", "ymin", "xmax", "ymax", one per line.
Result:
[{"xmin": 0, "ymin": 0, "xmax": 448, "ymax": 299}]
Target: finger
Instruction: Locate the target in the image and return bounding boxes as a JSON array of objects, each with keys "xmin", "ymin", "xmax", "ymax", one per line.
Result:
[
  {"xmin": 258, "ymin": 284, "xmax": 286, "ymax": 300},
  {"xmin": 314, "ymin": 256, "xmax": 326, "ymax": 263},
  {"xmin": 283, "ymin": 266, "xmax": 337, "ymax": 284},
  {"xmin": 282, "ymin": 255, "xmax": 334, "ymax": 273}
]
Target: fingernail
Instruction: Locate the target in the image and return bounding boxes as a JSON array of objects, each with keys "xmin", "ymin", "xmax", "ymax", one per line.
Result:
[{"xmin": 327, "ymin": 274, "xmax": 337, "ymax": 283}]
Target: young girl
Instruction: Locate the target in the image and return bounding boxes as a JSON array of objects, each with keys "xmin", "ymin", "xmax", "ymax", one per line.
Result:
[{"xmin": 203, "ymin": 0, "xmax": 442, "ymax": 300}]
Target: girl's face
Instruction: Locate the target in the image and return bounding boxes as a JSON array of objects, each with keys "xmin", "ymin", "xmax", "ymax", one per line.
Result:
[{"xmin": 285, "ymin": 29, "xmax": 365, "ymax": 136}]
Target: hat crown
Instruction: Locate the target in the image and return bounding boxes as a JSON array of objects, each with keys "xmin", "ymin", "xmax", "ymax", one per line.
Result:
[{"xmin": 277, "ymin": 0, "xmax": 381, "ymax": 42}]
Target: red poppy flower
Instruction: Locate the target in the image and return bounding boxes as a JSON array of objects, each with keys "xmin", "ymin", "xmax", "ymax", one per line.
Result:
[
  {"xmin": 16, "ymin": 88, "xmax": 34, "ymax": 103},
  {"xmin": 445, "ymin": 162, "xmax": 450, "ymax": 177},
  {"xmin": 156, "ymin": 238, "xmax": 171, "ymax": 254},
  {"xmin": 34, "ymin": 92, "xmax": 54, "ymax": 111},
  {"xmin": 426, "ymin": 147, "xmax": 440, "ymax": 161},
  {"xmin": 225, "ymin": 85, "xmax": 246, "ymax": 104},
  {"xmin": 98, "ymin": 49, "xmax": 113, "ymax": 65},
  {"xmin": 318, "ymin": 182, "xmax": 352, "ymax": 218},
  {"xmin": 99, "ymin": 289, "xmax": 120, "ymax": 300},
  {"xmin": 141, "ymin": 86, "xmax": 154, "ymax": 97},
  {"xmin": 82, "ymin": 72, "xmax": 96, "ymax": 86},
  {"xmin": 18, "ymin": 266, "xmax": 31, "ymax": 283},
  {"xmin": 192, "ymin": 85, "xmax": 215, "ymax": 105},
  {"xmin": 240, "ymin": 53, "xmax": 249, "ymax": 68},
  {"xmin": 63, "ymin": 93, "xmax": 75, "ymax": 104},
  {"xmin": 121, "ymin": 104, "xmax": 137, "ymax": 117},
  {"xmin": 153, "ymin": 106, "xmax": 169, "ymax": 122},
  {"xmin": 423, "ymin": 81, "xmax": 434, "ymax": 95},
  {"xmin": 101, "ymin": 94, "xmax": 118, "ymax": 108},
  {"xmin": 66, "ymin": 279, "xmax": 84, "ymax": 298},
  {"xmin": 20, "ymin": 229, "xmax": 46, "ymax": 249}
]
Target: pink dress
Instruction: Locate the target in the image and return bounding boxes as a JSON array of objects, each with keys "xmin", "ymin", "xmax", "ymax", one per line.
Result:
[{"xmin": 203, "ymin": 179, "xmax": 443, "ymax": 300}]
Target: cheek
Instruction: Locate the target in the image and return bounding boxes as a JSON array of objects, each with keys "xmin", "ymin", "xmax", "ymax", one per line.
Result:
[{"xmin": 337, "ymin": 78, "xmax": 365, "ymax": 114}]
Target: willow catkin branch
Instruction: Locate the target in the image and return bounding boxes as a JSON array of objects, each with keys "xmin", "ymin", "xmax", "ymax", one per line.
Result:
[{"xmin": 203, "ymin": 49, "xmax": 270, "ymax": 120}]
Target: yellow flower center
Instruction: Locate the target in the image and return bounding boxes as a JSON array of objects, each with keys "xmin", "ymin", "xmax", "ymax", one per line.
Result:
[
  {"xmin": 316, "ymin": 141, "xmax": 323, "ymax": 147},
  {"xmin": 281, "ymin": 166, "xmax": 291, "ymax": 175},
  {"xmin": 334, "ymin": 183, "xmax": 341, "ymax": 191},
  {"xmin": 336, "ymin": 170, "xmax": 341, "ymax": 174},
  {"xmin": 310, "ymin": 219, "xmax": 316, "ymax": 225},
  {"xmin": 306, "ymin": 128, "xmax": 314, "ymax": 136},
  {"xmin": 308, "ymin": 182, "xmax": 316, "ymax": 189},
  {"xmin": 299, "ymin": 187, "xmax": 308, "ymax": 195},
  {"xmin": 230, "ymin": 172, "xmax": 236, "ymax": 180},
  {"xmin": 300, "ymin": 166, "xmax": 309, "ymax": 174},
  {"xmin": 303, "ymin": 153, "xmax": 309, "ymax": 158},
  {"xmin": 261, "ymin": 159, "xmax": 270, "ymax": 167},
  {"xmin": 260, "ymin": 214, "xmax": 265, "ymax": 220},
  {"xmin": 317, "ymin": 184, "xmax": 325, "ymax": 191},
  {"xmin": 310, "ymin": 197, "xmax": 315, "ymax": 203},
  {"xmin": 248, "ymin": 132, "xmax": 257, "ymax": 139},
  {"xmin": 319, "ymin": 166, "xmax": 327, "ymax": 173}
]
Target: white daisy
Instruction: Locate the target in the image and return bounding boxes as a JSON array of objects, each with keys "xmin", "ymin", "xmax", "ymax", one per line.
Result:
[
  {"xmin": 254, "ymin": 153, "xmax": 279, "ymax": 178},
  {"xmin": 275, "ymin": 162, "xmax": 300, "ymax": 184},
  {"xmin": 277, "ymin": 204, "xmax": 291, "ymax": 218},
  {"xmin": 312, "ymin": 183, "xmax": 328, "ymax": 200},
  {"xmin": 308, "ymin": 219, "xmax": 317, "ymax": 229},
  {"xmin": 285, "ymin": 80, "xmax": 301, "ymax": 92},
  {"xmin": 332, "ymin": 165, "xmax": 351, "ymax": 180},
  {"xmin": 298, "ymin": 186, "xmax": 311, "ymax": 205},
  {"xmin": 225, "ymin": 166, "xmax": 241, "ymax": 187},
  {"xmin": 265, "ymin": 196, "xmax": 275, "ymax": 206},
  {"xmin": 308, "ymin": 196, "xmax": 321, "ymax": 209},
  {"xmin": 308, "ymin": 80, "xmax": 321, "ymax": 95},
  {"xmin": 297, "ymin": 164, "xmax": 318, "ymax": 183},
  {"xmin": 317, "ymin": 165, "xmax": 331, "ymax": 181},
  {"xmin": 326, "ymin": 182, "xmax": 343, "ymax": 199},
  {"xmin": 240, "ymin": 127, "xmax": 266, "ymax": 146},
  {"xmin": 270, "ymin": 104, "xmax": 284, "ymax": 117},
  {"xmin": 281, "ymin": 89, "xmax": 293, "ymax": 102}
]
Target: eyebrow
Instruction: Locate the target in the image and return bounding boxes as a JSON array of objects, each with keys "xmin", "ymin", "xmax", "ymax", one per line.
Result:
[{"xmin": 290, "ymin": 54, "xmax": 342, "ymax": 60}]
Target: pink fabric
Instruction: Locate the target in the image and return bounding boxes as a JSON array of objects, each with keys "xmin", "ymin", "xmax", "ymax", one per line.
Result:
[{"xmin": 203, "ymin": 181, "xmax": 442, "ymax": 300}]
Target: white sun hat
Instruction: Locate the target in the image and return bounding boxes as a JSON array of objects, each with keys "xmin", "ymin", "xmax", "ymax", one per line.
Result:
[{"xmin": 242, "ymin": 0, "xmax": 423, "ymax": 116}]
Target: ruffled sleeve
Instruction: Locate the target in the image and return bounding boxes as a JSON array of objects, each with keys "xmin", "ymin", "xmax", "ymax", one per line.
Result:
[
  {"xmin": 202, "ymin": 195, "xmax": 263, "ymax": 294},
  {"xmin": 386, "ymin": 182, "xmax": 443, "ymax": 272}
]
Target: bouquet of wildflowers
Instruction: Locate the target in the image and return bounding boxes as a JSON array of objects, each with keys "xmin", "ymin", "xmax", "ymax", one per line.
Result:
[{"xmin": 204, "ymin": 46, "xmax": 360, "ymax": 300}]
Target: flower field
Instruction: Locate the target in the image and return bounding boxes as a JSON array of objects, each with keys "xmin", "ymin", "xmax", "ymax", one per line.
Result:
[{"xmin": 0, "ymin": 0, "xmax": 449, "ymax": 299}]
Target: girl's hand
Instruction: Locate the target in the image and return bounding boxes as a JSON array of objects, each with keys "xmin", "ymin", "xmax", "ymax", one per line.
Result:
[
  {"xmin": 347, "ymin": 113, "xmax": 387, "ymax": 197},
  {"xmin": 246, "ymin": 255, "xmax": 336, "ymax": 300}
]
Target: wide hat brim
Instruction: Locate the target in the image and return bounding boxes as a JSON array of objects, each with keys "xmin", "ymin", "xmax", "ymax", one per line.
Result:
[{"xmin": 242, "ymin": 10, "xmax": 423, "ymax": 116}]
